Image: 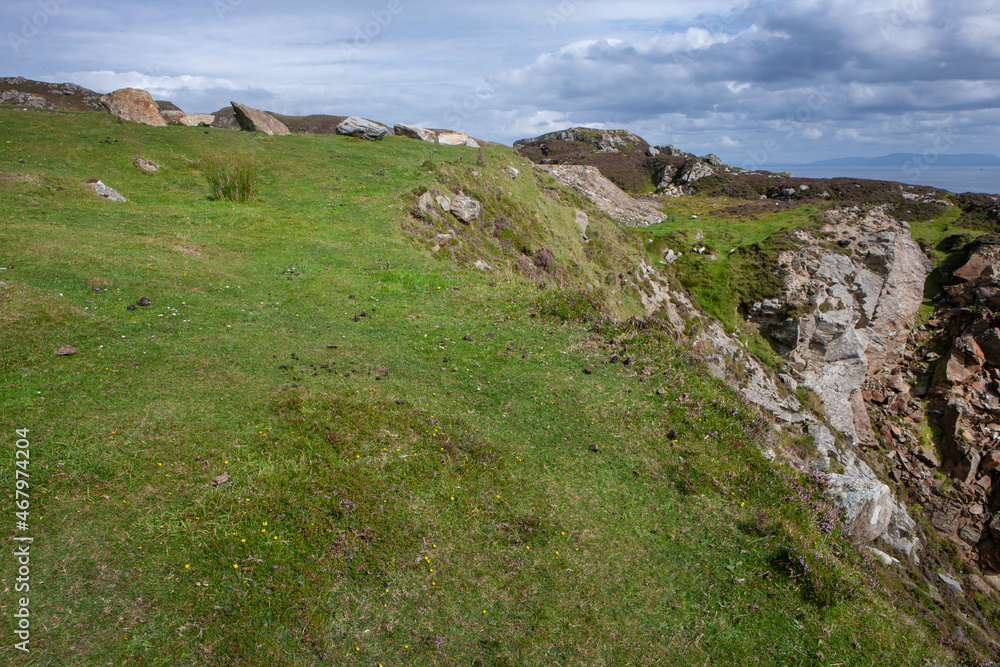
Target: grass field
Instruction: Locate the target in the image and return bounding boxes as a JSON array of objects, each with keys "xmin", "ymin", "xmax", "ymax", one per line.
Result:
[{"xmin": 0, "ymin": 108, "xmax": 989, "ymax": 665}]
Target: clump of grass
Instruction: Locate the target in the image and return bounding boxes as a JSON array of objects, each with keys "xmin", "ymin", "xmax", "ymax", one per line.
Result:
[{"xmin": 203, "ymin": 153, "xmax": 261, "ymax": 202}]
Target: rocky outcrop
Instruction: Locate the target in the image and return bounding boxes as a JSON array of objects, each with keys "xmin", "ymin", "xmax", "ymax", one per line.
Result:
[
  {"xmin": 863, "ymin": 233, "xmax": 1000, "ymax": 569},
  {"xmin": 678, "ymin": 159, "xmax": 715, "ymax": 184},
  {"xmin": 725, "ymin": 205, "xmax": 935, "ymax": 557},
  {"xmin": 394, "ymin": 123, "xmax": 437, "ymax": 143},
  {"xmin": 230, "ymin": 102, "xmax": 290, "ymax": 135},
  {"xmin": 336, "ymin": 117, "xmax": 388, "ymax": 141},
  {"xmin": 635, "ymin": 254, "xmax": 920, "ymax": 557},
  {"xmin": 1, "ymin": 90, "xmax": 50, "ymax": 108},
  {"xmin": 101, "ymin": 88, "xmax": 167, "ymax": 127},
  {"xmin": 537, "ymin": 164, "xmax": 666, "ymax": 227},
  {"xmin": 748, "ymin": 206, "xmax": 933, "ymax": 445},
  {"xmin": 1, "ymin": 77, "xmax": 105, "ymax": 111},
  {"xmin": 514, "ymin": 128, "xmax": 646, "ymax": 154}
]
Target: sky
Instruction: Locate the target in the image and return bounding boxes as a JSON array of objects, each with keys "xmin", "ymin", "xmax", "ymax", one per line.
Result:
[{"xmin": 3, "ymin": 0, "xmax": 1000, "ymax": 167}]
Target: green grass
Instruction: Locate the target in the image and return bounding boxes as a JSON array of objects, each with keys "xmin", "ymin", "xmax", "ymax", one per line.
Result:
[
  {"xmin": 203, "ymin": 152, "xmax": 261, "ymax": 202},
  {"xmin": 0, "ymin": 108, "xmax": 983, "ymax": 665}
]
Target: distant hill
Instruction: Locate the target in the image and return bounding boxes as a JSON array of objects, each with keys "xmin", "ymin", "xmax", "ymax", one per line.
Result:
[{"xmin": 804, "ymin": 153, "xmax": 1000, "ymax": 168}]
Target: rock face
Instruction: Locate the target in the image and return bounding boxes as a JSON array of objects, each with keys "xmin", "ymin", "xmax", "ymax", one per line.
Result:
[
  {"xmin": 230, "ymin": 102, "xmax": 290, "ymax": 135},
  {"xmin": 536, "ymin": 164, "xmax": 666, "ymax": 227},
  {"xmin": 728, "ymin": 205, "xmax": 933, "ymax": 558},
  {"xmin": 101, "ymin": 88, "xmax": 167, "ymax": 127},
  {"xmin": 866, "ymin": 232, "xmax": 1000, "ymax": 569},
  {"xmin": 748, "ymin": 206, "xmax": 933, "ymax": 445},
  {"xmin": 336, "ymin": 117, "xmax": 388, "ymax": 141},
  {"xmin": 394, "ymin": 123, "xmax": 437, "ymax": 143}
]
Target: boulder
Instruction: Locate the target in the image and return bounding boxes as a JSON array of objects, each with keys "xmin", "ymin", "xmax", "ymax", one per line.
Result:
[
  {"xmin": 417, "ymin": 192, "xmax": 436, "ymax": 215},
  {"xmin": 88, "ymin": 180, "xmax": 126, "ymax": 202},
  {"xmin": 160, "ymin": 109, "xmax": 187, "ymax": 125},
  {"xmin": 230, "ymin": 101, "xmax": 290, "ymax": 135},
  {"xmin": 702, "ymin": 154, "xmax": 723, "ymax": 167},
  {"xmin": 506, "ymin": 166, "xmax": 520, "ymax": 179},
  {"xmin": 336, "ymin": 116, "xmax": 388, "ymax": 140},
  {"xmin": 180, "ymin": 113, "xmax": 215, "ymax": 127},
  {"xmin": 438, "ymin": 132, "xmax": 480, "ymax": 148},
  {"xmin": 826, "ymin": 474, "xmax": 894, "ymax": 544},
  {"xmin": 435, "ymin": 195, "xmax": 451, "ymax": 212},
  {"xmin": 101, "ymin": 88, "xmax": 167, "ymax": 127},
  {"xmin": 935, "ymin": 335, "xmax": 986, "ymax": 386},
  {"xmin": 575, "ymin": 210, "xmax": 589, "ymax": 238},
  {"xmin": 134, "ymin": 157, "xmax": 159, "ymax": 173},
  {"xmin": 450, "ymin": 195, "xmax": 481, "ymax": 223},
  {"xmin": 394, "ymin": 123, "xmax": 437, "ymax": 143}
]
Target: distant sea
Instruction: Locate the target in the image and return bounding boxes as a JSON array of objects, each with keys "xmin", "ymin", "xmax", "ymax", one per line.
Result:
[{"xmin": 762, "ymin": 165, "xmax": 1000, "ymax": 195}]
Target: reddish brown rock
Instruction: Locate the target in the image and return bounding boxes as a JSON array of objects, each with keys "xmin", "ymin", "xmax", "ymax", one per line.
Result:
[
  {"xmin": 936, "ymin": 335, "xmax": 986, "ymax": 386},
  {"xmin": 230, "ymin": 101, "xmax": 290, "ymax": 135},
  {"xmin": 101, "ymin": 88, "xmax": 167, "ymax": 127}
]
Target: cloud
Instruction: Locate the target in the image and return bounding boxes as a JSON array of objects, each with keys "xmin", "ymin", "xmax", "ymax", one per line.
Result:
[{"xmin": 5, "ymin": 0, "xmax": 1000, "ymax": 162}]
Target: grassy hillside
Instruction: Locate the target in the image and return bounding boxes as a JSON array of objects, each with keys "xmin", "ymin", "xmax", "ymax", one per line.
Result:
[{"xmin": 0, "ymin": 108, "xmax": 981, "ymax": 665}]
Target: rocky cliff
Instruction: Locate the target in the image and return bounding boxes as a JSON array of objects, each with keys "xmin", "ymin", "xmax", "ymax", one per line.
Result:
[{"xmin": 860, "ymin": 233, "xmax": 1000, "ymax": 571}]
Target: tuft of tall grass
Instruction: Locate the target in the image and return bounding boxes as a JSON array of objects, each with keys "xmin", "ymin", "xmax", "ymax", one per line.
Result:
[{"xmin": 203, "ymin": 153, "xmax": 260, "ymax": 202}]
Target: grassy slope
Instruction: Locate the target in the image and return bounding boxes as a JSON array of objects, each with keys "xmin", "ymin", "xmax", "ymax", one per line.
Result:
[{"xmin": 0, "ymin": 109, "xmax": 968, "ymax": 666}]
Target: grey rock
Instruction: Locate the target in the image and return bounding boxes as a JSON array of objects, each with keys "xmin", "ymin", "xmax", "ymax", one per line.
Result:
[
  {"xmin": 417, "ymin": 192, "xmax": 436, "ymax": 214},
  {"xmin": 435, "ymin": 195, "xmax": 452, "ymax": 212},
  {"xmin": 336, "ymin": 116, "xmax": 388, "ymax": 140},
  {"xmin": 647, "ymin": 146, "xmax": 660, "ymax": 157},
  {"xmin": 826, "ymin": 474, "xmax": 893, "ymax": 544},
  {"xmin": 747, "ymin": 206, "xmax": 932, "ymax": 445},
  {"xmin": 938, "ymin": 572, "xmax": 964, "ymax": 594},
  {"xmin": 88, "ymin": 180, "xmax": 126, "ymax": 203},
  {"xmin": 678, "ymin": 159, "xmax": 715, "ymax": 184},
  {"xmin": 450, "ymin": 195, "xmax": 481, "ymax": 223},
  {"xmin": 506, "ymin": 166, "xmax": 520, "ymax": 179},
  {"xmin": 863, "ymin": 546, "xmax": 898, "ymax": 566},
  {"xmin": 134, "ymin": 157, "xmax": 159, "ymax": 173},
  {"xmin": 702, "ymin": 154, "xmax": 723, "ymax": 167},
  {"xmin": 473, "ymin": 260, "xmax": 493, "ymax": 271},
  {"xmin": 394, "ymin": 123, "xmax": 437, "ymax": 142}
]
